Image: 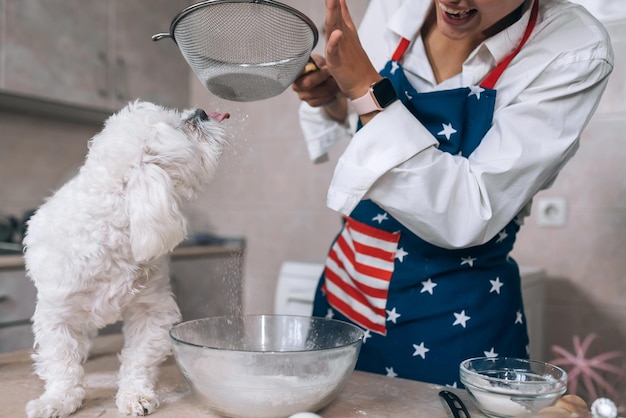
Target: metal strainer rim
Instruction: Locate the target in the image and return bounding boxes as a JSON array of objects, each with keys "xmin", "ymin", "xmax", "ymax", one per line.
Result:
[{"xmin": 160, "ymin": 0, "xmax": 319, "ymax": 49}]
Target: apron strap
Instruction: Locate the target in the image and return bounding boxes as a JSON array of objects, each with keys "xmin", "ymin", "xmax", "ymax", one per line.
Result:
[
  {"xmin": 391, "ymin": 0, "xmax": 539, "ymax": 89},
  {"xmin": 481, "ymin": 0, "xmax": 539, "ymax": 89},
  {"xmin": 392, "ymin": 37, "xmax": 411, "ymax": 62}
]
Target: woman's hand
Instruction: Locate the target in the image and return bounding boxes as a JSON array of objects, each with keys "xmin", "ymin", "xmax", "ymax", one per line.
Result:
[
  {"xmin": 324, "ymin": 0, "xmax": 381, "ymax": 100},
  {"xmin": 292, "ymin": 55, "xmax": 348, "ymax": 123},
  {"xmin": 292, "ymin": 55, "xmax": 340, "ymax": 107},
  {"xmin": 292, "ymin": 0, "xmax": 382, "ymax": 124}
]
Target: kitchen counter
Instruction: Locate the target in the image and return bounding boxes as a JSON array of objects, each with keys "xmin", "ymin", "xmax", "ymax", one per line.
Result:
[
  {"xmin": 0, "ymin": 334, "xmax": 485, "ymax": 418},
  {"xmin": 0, "ymin": 240, "xmax": 245, "ymax": 270},
  {"xmin": 0, "ymin": 253, "xmax": 24, "ymax": 269}
]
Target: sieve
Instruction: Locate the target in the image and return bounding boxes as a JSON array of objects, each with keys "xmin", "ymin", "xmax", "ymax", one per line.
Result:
[{"xmin": 153, "ymin": 0, "xmax": 319, "ymax": 102}]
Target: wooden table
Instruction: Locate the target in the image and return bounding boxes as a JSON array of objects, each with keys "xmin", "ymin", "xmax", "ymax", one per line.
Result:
[{"xmin": 0, "ymin": 334, "xmax": 486, "ymax": 417}]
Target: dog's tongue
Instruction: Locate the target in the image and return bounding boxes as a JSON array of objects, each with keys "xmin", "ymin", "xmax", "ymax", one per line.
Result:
[{"xmin": 209, "ymin": 112, "xmax": 230, "ymax": 123}]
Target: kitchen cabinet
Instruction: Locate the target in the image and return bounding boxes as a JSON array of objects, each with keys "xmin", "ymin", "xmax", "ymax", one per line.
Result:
[
  {"xmin": 0, "ymin": 0, "xmax": 190, "ymax": 121},
  {"xmin": 0, "ymin": 267, "xmax": 37, "ymax": 353},
  {"xmin": 170, "ymin": 243, "xmax": 245, "ymax": 321},
  {"xmin": 112, "ymin": 1, "xmax": 191, "ymax": 111},
  {"xmin": 0, "ymin": 241, "xmax": 245, "ymax": 353}
]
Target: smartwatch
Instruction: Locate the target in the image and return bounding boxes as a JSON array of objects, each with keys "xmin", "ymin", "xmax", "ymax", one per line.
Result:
[{"xmin": 351, "ymin": 78, "xmax": 398, "ymax": 116}]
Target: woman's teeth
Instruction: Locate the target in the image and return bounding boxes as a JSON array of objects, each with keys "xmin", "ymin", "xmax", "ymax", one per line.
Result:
[{"xmin": 439, "ymin": 3, "xmax": 477, "ymax": 19}]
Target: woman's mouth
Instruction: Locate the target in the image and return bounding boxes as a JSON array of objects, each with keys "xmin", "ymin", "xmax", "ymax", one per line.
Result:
[{"xmin": 438, "ymin": 2, "xmax": 478, "ymax": 20}]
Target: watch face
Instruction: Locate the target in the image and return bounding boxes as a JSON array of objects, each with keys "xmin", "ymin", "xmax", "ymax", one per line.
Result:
[{"xmin": 372, "ymin": 78, "xmax": 398, "ymax": 108}]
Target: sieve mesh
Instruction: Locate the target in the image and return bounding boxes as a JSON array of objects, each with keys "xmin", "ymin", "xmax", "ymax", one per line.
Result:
[{"xmin": 163, "ymin": 1, "xmax": 318, "ymax": 102}]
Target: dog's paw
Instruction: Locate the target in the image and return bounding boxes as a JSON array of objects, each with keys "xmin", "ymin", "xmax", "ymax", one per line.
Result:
[
  {"xmin": 26, "ymin": 393, "xmax": 83, "ymax": 418},
  {"xmin": 116, "ymin": 391, "xmax": 159, "ymax": 416}
]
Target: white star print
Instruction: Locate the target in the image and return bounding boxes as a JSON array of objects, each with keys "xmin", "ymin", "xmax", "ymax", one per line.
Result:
[
  {"xmin": 395, "ymin": 247, "xmax": 408, "ymax": 262},
  {"xmin": 484, "ymin": 347, "xmax": 498, "ymax": 358},
  {"xmin": 445, "ymin": 382, "xmax": 458, "ymax": 389},
  {"xmin": 496, "ymin": 229, "xmax": 508, "ymax": 243},
  {"xmin": 437, "ymin": 123, "xmax": 457, "ymax": 140},
  {"xmin": 385, "ymin": 367, "xmax": 398, "ymax": 378},
  {"xmin": 460, "ymin": 256, "xmax": 477, "ymax": 267},
  {"xmin": 515, "ymin": 310, "xmax": 524, "ymax": 324},
  {"xmin": 325, "ymin": 308, "xmax": 334, "ymax": 320},
  {"xmin": 453, "ymin": 310, "xmax": 471, "ymax": 328},
  {"xmin": 420, "ymin": 278, "xmax": 437, "ymax": 295},
  {"xmin": 412, "ymin": 342, "xmax": 430, "ymax": 359},
  {"xmin": 468, "ymin": 85, "xmax": 485, "ymax": 99},
  {"xmin": 372, "ymin": 212, "xmax": 389, "ymax": 224},
  {"xmin": 391, "ymin": 61, "xmax": 399, "ymax": 75},
  {"xmin": 386, "ymin": 307, "xmax": 401, "ymax": 324},
  {"xmin": 490, "ymin": 277, "xmax": 504, "ymax": 294},
  {"xmin": 405, "ymin": 90, "xmax": 413, "ymax": 100},
  {"xmin": 362, "ymin": 329, "xmax": 372, "ymax": 343}
]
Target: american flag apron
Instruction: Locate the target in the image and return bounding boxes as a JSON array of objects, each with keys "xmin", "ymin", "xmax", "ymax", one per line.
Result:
[{"xmin": 313, "ymin": 0, "xmax": 539, "ymax": 387}]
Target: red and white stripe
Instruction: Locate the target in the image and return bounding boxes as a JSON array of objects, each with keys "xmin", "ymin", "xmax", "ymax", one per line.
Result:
[{"xmin": 323, "ymin": 217, "xmax": 400, "ymax": 335}]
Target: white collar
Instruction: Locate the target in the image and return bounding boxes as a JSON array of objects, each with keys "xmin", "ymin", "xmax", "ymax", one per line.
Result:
[
  {"xmin": 478, "ymin": 0, "xmax": 536, "ymax": 65},
  {"xmin": 387, "ymin": 0, "xmax": 431, "ymax": 43}
]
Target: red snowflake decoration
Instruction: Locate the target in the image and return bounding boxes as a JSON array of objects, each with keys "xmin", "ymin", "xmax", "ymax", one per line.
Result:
[{"xmin": 551, "ymin": 333, "xmax": 625, "ymax": 402}]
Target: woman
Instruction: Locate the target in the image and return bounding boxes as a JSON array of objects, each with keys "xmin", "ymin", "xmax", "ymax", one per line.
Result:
[{"xmin": 292, "ymin": 0, "xmax": 613, "ymax": 386}]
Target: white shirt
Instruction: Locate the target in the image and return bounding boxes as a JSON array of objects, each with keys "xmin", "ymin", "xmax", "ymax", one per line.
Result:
[{"xmin": 299, "ymin": 0, "xmax": 613, "ymax": 249}]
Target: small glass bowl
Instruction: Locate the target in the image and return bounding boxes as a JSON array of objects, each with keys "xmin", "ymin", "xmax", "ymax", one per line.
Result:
[{"xmin": 460, "ymin": 357, "xmax": 568, "ymax": 418}]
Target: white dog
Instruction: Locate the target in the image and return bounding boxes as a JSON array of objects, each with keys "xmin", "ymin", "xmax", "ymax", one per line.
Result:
[{"xmin": 23, "ymin": 100, "xmax": 229, "ymax": 418}]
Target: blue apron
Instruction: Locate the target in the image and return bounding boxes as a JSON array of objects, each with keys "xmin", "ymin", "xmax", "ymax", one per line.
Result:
[{"xmin": 313, "ymin": 1, "xmax": 539, "ymax": 387}]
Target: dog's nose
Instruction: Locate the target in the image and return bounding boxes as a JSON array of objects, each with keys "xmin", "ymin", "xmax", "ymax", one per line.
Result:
[{"xmin": 194, "ymin": 109, "xmax": 209, "ymax": 121}]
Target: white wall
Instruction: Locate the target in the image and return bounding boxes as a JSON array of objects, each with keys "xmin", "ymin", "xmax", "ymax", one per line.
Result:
[{"xmin": 568, "ymin": 0, "xmax": 626, "ymax": 22}]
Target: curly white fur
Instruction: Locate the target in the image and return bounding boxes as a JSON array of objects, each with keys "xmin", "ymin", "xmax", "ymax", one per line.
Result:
[{"xmin": 23, "ymin": 100, "xmax": 228, "ymax": 418}]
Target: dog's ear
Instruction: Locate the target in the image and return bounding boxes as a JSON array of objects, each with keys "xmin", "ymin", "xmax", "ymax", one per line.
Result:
[{"xmin": 125, "ymin": 161, "xmax": 187, "ymax": 263}]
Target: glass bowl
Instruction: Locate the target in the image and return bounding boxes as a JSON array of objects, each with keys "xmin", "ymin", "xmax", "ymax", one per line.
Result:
[
  {"xmin": 170, "ymin": 315, "xmax": 364, "ymax": 418},
  {"xmin": 460, "ymin": 357, "xmax": 568, "ymax": 418}
]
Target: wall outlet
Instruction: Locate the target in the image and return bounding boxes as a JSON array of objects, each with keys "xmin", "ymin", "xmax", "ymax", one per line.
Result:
[{"xmin": 536, "ymin": 197, "xmax": 567, "ymax": 227}]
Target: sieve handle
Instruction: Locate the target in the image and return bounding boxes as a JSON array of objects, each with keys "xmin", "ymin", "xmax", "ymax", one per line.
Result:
[
  {"xmin": 302, "ymin": 57, "xmax": 320, "ymax": 75},
  {"xmin": 152, "ymin": 33, "xmax": 172, "ymax": 41}
]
